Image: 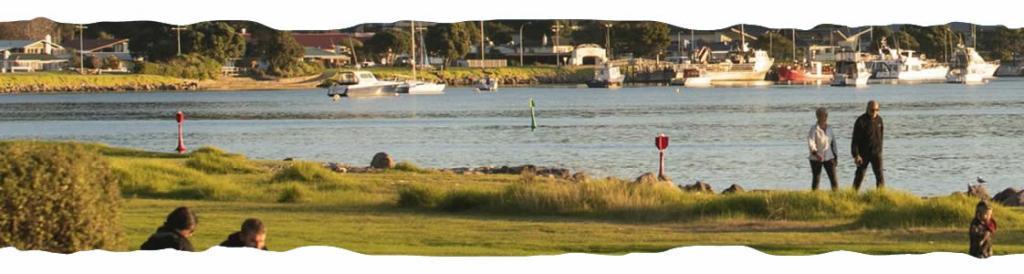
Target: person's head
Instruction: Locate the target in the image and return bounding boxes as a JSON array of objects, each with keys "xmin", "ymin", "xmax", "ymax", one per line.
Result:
[
  {"xmin": 239, "ymin": 218, "xmax": 266, "ymax": 249},
  {"xmin": 163, "ymin": 207, "xmax": 198, "ymax": 238},
  {"xmin": 815, "ymin": 107, "xmax": 828, "ymax": 127},
  {"xmin": 976, "ymin": 200, "xmax": 993, "ymax": 221},
  {"xmin": 866, "ymin": 100, "xmax": 880, "ymax": 119}
]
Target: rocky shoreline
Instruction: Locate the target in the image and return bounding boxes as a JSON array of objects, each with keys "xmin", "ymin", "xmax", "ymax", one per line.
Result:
[{"xmin": 0, "ymin": 81, "xmax": 200, "ymax": 93}]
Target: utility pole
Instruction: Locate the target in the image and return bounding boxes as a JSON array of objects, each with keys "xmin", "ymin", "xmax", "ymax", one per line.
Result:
[
  {"xmin": 740, "ymin": 24, "xmax": 746, "ymax": 52},
  {"xmin": 791, "ymin": 29, "xmax": 797, "ymax": 62},
  {"xmin": 479, "ymin": 21, "xmax": 485, "ymax": 62},
  {"xmin": 604, "ymin": 22, "xmax": 613, "ymax": 60},
  {"xmin": 75, "ymin": 24, "xmax": 87, "ymax": 74},
  {"xmin": 171, "ymin": 25, "xmax": 187, "ymax": 56},
  {"xmin": 410, "ymin": 20, "xmax": 416, "ymax": 81},
  {"xmin": 677, "ymin": 31, "xmax": 682, "ymax": 60},
  {"xmin": 519, "ymin": 23, "xmax": 525, "ymax": 66},
  {"xmin": 690, "ymin": 29, "xmax": 695, "ymax": 53},
  {"xmin": 552, "ymin": 23, "xmax": 562, "ymax": 67}
]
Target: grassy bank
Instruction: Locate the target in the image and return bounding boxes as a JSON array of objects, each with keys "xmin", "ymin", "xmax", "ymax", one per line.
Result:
[
  {"xmin": 6, "ymin": 140, "xmax": 1024, "ymax": 255},
  {"xmin": 333, "ymin": 66, "xmax": 595, "ymax": 86},
  {"xmin": 0, "ymin": 72, "xmax": 194, "ymax": 93}
]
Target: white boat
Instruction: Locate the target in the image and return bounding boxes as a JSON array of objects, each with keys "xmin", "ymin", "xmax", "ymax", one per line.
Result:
[
  {"xmin": 868, "ymin": 38, "xmax": 948, "ymax": 82},
  {"xmin": 475, "ymin": 76, "xmax": 498, "ymax": 92},
  {"xmin": 397, "ymin": 80, "xmax": 446, "ymax": 95},
  {"xmin": 325, "ymin": 71, "xmax": 400, "ymax": 97},
  {"xmin": 947, "ymin": 45, "xmax": 1000, "ymax": 84},
  {"xmin": 587, "ymin": 63, "xmax": 626, "ymax": 88},
  {"xmin": 831, "ymin": 52, "xmax": 871, "ymax": 87}
]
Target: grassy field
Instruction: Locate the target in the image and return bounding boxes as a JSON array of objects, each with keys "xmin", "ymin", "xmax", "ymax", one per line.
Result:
[
  {"xmin": 0, "ymin": 72, "xmax": 187, "ymax": 91},
  {"xmin": 10, "ymin": 141, "xmax": 1024, "ymax": 255}
]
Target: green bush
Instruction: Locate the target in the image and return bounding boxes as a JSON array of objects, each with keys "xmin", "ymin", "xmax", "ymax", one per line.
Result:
[
  {"xmin": 393, "ymin": 161, "xmax": 430, "ymax": 173},
  {"xmin": 271, "ymin": 161, "xmax": 339, "ymax": 183},
  {"xmin": 0, "ymin": 141, "xmax": 122, "ymax": 253},
  {"xmin": 276, "ymin": 183, "xmax": 312, "ymax": 203},
  {"xmin": 185, "ymin": 146, "xmax": 263, "ymax": 174},
  {"xmin": 438, "ymin": 189, "xmax": 497, "ymax": 212},
  {"xmin": 397, "ymin": 185, "xmax": 443, "ymax": 208},
  {"xmin": 136, "ymin": 53, "xmax": 221, "ymax": 80}
]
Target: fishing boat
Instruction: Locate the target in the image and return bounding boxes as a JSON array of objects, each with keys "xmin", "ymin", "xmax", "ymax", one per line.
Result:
[
  {"xmin": 325, "ymin": 71, "xmax": 401, "ymax": 97},
  {"xmin": 947, "ymin": 45, "xmax": 1000, "ymax": 84},
  {"xmin": 867, "ymin": 39, "xmax": 948, "ymax": 82},
  {"xmin": 777, "ymin": 61, "xmax": 833, "ymax": 83},
  {"xmin": 831, "ymin": 52, "xmax": 871, "ymax": 87},
  {"xmin": 397, "ymin": 20, "xmax": 446, "ymax": 95},
  {"xmin": 586, "ymin": 63, "xmax": 625, "ymax": 88}
]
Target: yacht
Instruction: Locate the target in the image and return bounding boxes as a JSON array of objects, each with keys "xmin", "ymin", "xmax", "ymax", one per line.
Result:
[
  {"xmin": 868, "ymin": 39, "xmax": 948, "ymax": 82},
  {"xmin": 947, "ymin": 45, "xmax": 1000, "ymax": 84},
  {"xmin": 831, "ymin": 51, "xmax": 871, "ymax": 87},
  {"xmin": 325, "ymin": 71, "xmax": 401, "ymax": 97},
  {"xmin": 396, "ymin": 20, "xmax": 447, "ymax": 95}
]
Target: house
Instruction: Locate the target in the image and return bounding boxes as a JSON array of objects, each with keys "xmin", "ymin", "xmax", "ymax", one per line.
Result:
[
  {"xmin": 303, "ymin": 47, "xmax": 351, "ymax": 67},
  {"xmin": 0, "ymin": 35, "xmax": 67, "ymax": 72},
  {"xmin": 60, "ymin": 38, "xmax": 134, "ymax": 71},
  {"xmin": 291, "ymin": 32, "xmax": 373, "ymax": 54}
]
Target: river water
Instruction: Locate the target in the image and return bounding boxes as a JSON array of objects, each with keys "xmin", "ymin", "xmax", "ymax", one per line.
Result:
[{"xmin": 3, "ymin": 79, "xmax": 1023, "ymax": 195}]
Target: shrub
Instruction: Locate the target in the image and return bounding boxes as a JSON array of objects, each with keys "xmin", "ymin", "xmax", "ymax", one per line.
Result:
[
  {"xmin": 271, "ymin": 161, "xmax": 339, "ymax": 183},
  {"xmin": 136, "ymin": 53, "xmax": 221, "ymax": 80},
  {"xmin": 393, "ymin": 161, "xmax": 430, "ymax": 173},
  {"xmin": 438, "ymin": 189, "xmax": 497, "ymax": 212},
  {"xmin": 277, "ymin": 183, "xmax": 312, "ymax": 203},
  {"xmin": 185, "ymin": 146, "xmax": 263, "ymax": 174},
  {"xmin": 0, "ymin": 141, "xmax": 122, "ymax": 253},
  {"xmin": 102, "ymin": 55, "xmax": 121, "ymax": 70},
  {"xmin": 397, "ymin": 185, "xmax": 443, "ymax": 208}
]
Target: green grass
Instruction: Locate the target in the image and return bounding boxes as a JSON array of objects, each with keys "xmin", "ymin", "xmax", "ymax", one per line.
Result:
[
  {"xmin": 0, "ymin": 72, "xmax": 186, "ymax": 90},
  {"xmin": 9, "ymin": 141, "xmax": 1024, "ymax": 255}
]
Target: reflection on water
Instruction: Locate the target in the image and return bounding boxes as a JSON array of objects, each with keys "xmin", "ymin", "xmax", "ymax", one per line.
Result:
[{"xmin": 2, "ymin": 79, "xmax": 1023, "ymax": 195}]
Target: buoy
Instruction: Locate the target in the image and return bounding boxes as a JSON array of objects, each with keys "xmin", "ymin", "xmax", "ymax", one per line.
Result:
[{"xmin": 529, "ymin": 98, "xmax": 537, "ymax": 131}]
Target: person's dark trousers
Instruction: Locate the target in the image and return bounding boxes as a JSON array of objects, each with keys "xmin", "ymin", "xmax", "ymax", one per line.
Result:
[
  {"xmin": 852, "ymin": 155, "xmax": 885, "ymax": 191},
  {"xmin": 810, "ymin": 159, "xmax": 839, "ymax": 191}
]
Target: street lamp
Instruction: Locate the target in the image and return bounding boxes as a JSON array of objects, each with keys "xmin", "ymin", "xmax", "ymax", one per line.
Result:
[
  {"xmin": 551, "ymin": 23, "xmax": 563, "ymax": 66},
  {"xmin": 604, "ymin": 22, "xmax": 613, "ymax": 60},
  {"xmin": 75, "ymin": 24, "xmax": 87, "ymax": 74},
  {"xmin": 519, "ymin": 22, "xmax": 531, "ymax": 67}
]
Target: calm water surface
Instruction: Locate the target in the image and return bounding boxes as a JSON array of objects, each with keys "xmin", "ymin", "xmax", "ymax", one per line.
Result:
[{"xmin": 3, "ymin": 79, "xmax": 1023, "ymax": 195}]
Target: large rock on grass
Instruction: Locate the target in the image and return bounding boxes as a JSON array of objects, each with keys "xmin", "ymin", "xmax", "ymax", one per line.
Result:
[
  {"xmin": 680, "ymin": 180, "xmax": 714, "ymax": 194},
  {"xmin": 722, "ymin": 184, "xmax": 745, "ymax": 194},
  {"xmin": 993, "ymin": 187, "xmax": 1024, "ymax": 206},
  {"xmin": 370, "ymin": 152, "xmax": 394, "ymax": 169}
]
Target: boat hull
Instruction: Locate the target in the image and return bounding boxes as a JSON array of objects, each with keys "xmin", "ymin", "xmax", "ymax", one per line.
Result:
[
  {"xmin": 328, "ymin": 84, "xmax": 400, "ymax": 97},
  {"xmin": 398, "ymin": 82, "xmax": 446, "ymax": 95},
  {"xmin": 586, "ymin": 80, "xmax": 622, "ymax": 88}
]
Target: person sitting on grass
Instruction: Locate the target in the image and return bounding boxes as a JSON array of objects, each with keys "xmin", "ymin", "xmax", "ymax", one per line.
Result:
[
  {"xmin": 220, "ymin": 218, "xmax": 268, "ymax": 250},
  {"xmin": 969, "ymin": 200, "xmax": 997, "ymax": 258},
  {"xmin": 140, "ymin": 207, "xmax": 198, "ymax": 251}
]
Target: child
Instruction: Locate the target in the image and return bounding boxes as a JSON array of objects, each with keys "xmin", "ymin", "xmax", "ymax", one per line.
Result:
[{"xmin": 969, "ymin": 200, "xmax": 996, "ymax": 258}]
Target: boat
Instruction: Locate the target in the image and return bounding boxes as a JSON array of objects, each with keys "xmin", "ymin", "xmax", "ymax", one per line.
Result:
[
  {"xmin": 586, "ymin": 63, "xmax": 625, "ymax": 88},
  {"xmin": 995, "ymin": 54, "xmax": 1024, "ymax": 76},
  {"xmin": 325, "ymin": 71, "xmax": 401, "ymax": 97},
  {"xmin": 475, "ymin": 76, "xmax": 498, "ymax": 91},
  {"xmin": 668, "ymin": 68, "xmax": 711, "ymax": 87},
  {"xmin": 777, "ymin": 61, "xmax": 833, "ymax": 83},
  {"xmin": 396, "ymin": 20, "xmax": 447, "ymax": 95},
  {"xmin": 867, "ymin": 38, "xmax": 948, "ymax": 82},
  {"xmin": 831, "ymin": 51, "xmax": 871, "ymax": 87},
  {"xmin": 947, "ymin": 45, "xmax": 1000, "ymax": 84}
]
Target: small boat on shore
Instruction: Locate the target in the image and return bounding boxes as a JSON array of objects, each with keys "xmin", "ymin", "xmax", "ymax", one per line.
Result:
[
  {"xmin": 586, "ymin": 63, "xmax": 625, "ymax": 88},
  {"xmin": 947, "ymin": 45, "xmax": 1000, "ymax": 84},
  {"xmin": 777, "ymin": 61, "xmax": 833, "ymax": 83},
  {"xmin": 325, "ymin": 71, "xmax": 400, "ymax": 97}
]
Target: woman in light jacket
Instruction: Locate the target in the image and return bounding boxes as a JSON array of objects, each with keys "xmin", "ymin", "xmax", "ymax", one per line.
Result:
[{"xmin": 807, "ymin": 107, "xmax": 839, "ymax": 191}]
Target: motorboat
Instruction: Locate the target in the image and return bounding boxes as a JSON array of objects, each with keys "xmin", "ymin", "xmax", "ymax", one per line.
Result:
[
  {"xmin": 586, "ymin": 63, "xmax": 626, "ymax": 88},
  {"xmin": 475, "ymin": 76, "xmax": 498, "ymax": 92},
  {"xmin": 777, "ymin": 61, "xmax": 833, "ymax": 83},
  {"xmin": 325, "ymin": 71, "xmax": 400, "ymax": 97},
  {"xmin": 867, "ymin": 39, "xmax": 948, "ymax": 82},
  {"xmin": 947, "ymin": 45, "xmax": 1000, "ymax": 84},
  {"xmin": 669, "ymin": 68, "xmax": 711, "ymax": 87},
  {"xmin": 397, "ymin": 80, "xmax": 446, "ymax": 95}
]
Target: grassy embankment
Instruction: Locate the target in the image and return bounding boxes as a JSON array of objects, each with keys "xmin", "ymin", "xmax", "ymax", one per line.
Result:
[
  {"xmin": 0, "ymin": 72, "xmax": 190, "ymax": 93},
  {"xmin": 9, "ymin": 141, "xmax": 1024, "ymax": 255}
]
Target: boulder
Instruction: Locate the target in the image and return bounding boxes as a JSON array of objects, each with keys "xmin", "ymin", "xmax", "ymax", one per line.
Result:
[
  {"xmin": 571, "ymin": 171, "xmax": 590, "ymax": 183},
  {"xmin": 537, "ymin": 167, "xmax": 571, "ymax": 179},
  {"xmin": 967, "ymin": 184, "xmax": 990, "ymax": 200},
  {"xmin": 681, "ymin": 180, "xmax": 714, "ymax": 194},
  {"xmin": 993, "ymin": 187, "xmax": 1024, "ymax": 206},
  {"xmin": 370, "ymin": 152, "xmax": 394, "ymax": 169},
  {"xmin": 722, "ymin": 184, "xmax": 745, "ymax": 194}
]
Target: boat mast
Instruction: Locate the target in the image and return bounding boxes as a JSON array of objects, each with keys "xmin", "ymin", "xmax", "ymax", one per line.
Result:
[
  {"xmin": 480, "ymin": 21, "xmax": 485, "ymax": 62},
  {"xmin": 410, "ymin": 20, "xmax": 417, "ymax": 81},
  {"xmin": 972, "ymin": 24, "xmax": 977, "ymax": 48},
  {"xmin": 791, "ymin": 28, "xmax": 796, "ymax": 62}
]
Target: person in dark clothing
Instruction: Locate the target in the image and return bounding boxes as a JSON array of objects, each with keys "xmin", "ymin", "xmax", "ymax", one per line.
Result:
[
  {"xmin": 851, "ymin": 100, "xmax": 885, "ymax": 191},
  {"xmin": 220, "ymin": 218, "xmax": 267, "ymax": 250},
  {"xmin": 140, "ymin": 207, "xmax": 198, "ymax": 251},
  {"xmin": 969, "ymin": 200, "xmax": 996, "ymax": 258}
]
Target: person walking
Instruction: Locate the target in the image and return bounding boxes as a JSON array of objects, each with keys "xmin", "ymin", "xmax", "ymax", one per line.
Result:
[
  {"xmin": 807, "ymin": 107, "xmax": 839, "ymax": 191},
  {"xmin": 140, "ymin": 207, "xmax": 198, "ymax": 251},
  {"xmin": 969, "ymin": 200, "xmax": 996, "ymax": 258},
  {"xmin": 851, "ymin": 100, "xmax": 885, "ymax": 191}
]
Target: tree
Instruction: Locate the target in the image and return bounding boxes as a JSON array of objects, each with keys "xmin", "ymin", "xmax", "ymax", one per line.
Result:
[
  {"xmin": 425, "ymin": 22, "xmax": 473, "ymax": 66},
  {"xmin": 184, "ymin": 22, "xmax": 247, "ymax": 64},
  {"xmin": 250, "ymin": 31, "xmax": 307, "ymax": 77},
  {"xmin": 614, "ymin": 22, "xmax": 671, "ymax": 58},
  {"xmin": 891, "ymin": 31, "xmax": 920, "ymax": 51},
  {"xmin": 365, "ymin": 28, "xmax": 410, "ymax": 64},
  {"xmin": 102, "ymin": 55, "xmax": 121, "ymax": 70},
  {"xmin": 86, "ymin": 54, "xmax": 103, "ymax": 70},
  {"xmin": 485, "ymin": 22, "xmax": 516, "ymax": 45},
  {"xmin": 752, "ymin": 31, "xmax": 796, "ymax": 62},
  {"xmin": 979, "ymin": 26, "xmax": 1024, "ymax": 61}
]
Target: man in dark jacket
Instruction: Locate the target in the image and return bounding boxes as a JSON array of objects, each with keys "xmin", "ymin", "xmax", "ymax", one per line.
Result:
[
  {"xmin": 220, "ymin": 218, "xmax": 267, "ymax": 250},
  {"xmin": 851, "ymin": 100, "xmax": 885, "ymax": 191}
]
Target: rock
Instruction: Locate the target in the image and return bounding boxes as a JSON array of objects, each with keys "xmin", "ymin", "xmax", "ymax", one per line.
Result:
[
  {"xmin": 680, "ymin": 180, "xmax": 714, "ymax": 194},
  {"xmin": 993, "ymin": 187, "xmax": 1023, "ymax": 206},
  {"xmin": 516, "ymin": 165, "xmax": 538, "ymax": 176},
  {"xmin": 537, "ymin": 167, "xmax": 571, "ymax": 179},
  {"xmin": 283, "ymin": 157, "xmax": 294, "ymax": 161},
  {"xmin": 722, "ymin": 184, "xmax": 745, "ymax": 194},
  {"xmin": 571, "ymin": 172, "xmax": 590, "ymax": 183},
  {"xmin": 634, "ymin": 173, "xmax": 659, "ymax": 184},
  {"xmin": 324, "ymin": 162, "xmax": 348, "ymax": 173},
  {"xmin": 657, "ymin": 174, "xmax": 672, "ymax": 184},
  {"xmin": 370, "ymin": 152, "xmax": 394, "ymax": 169},
  {"xmin": 967, "ymin": 184, "xmax": 990, "ymax": 200}
]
